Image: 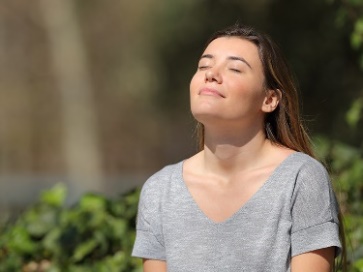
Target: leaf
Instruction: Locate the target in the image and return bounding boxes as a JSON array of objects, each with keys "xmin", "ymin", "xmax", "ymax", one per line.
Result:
[
  {"xmin": 79, "ymin": 194, "xmax": 107, "ymax": 212},
  {"xmin": 72, "ymin": 239, "xmax": 98, "ymax": 262},
  {"xmin": 346, "ymin": 98, "xmax": 363, "ymax": 128},
  {"xmin": 106, "ymin": 217, "xmax": 128, "ymax": 238},
  {"xmin": 42, "ymin": 228, "xmax": 62, "ymax": 255},
  {"xmin": 354, "ymin": 258, "xmax": 363, "ymax": 272},
  {"xmin": 40, "ymin": 183, "xmax": 67, "ymax": 207},
  {"xmin": 8, "ymin": 226, "xmax": 38, "ymax": 254},
  {"xmin": 351, "ymin": 18, "xmax": 363, "ymax": 49},
  {"xmin": 25, "ymin": 208, "xmax": 59, "ymax": 237}
]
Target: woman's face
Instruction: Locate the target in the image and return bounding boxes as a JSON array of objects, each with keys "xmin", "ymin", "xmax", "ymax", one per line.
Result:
[{"xmin": 190, "ymin": 37, "xmax": 271, "ymax": 128}]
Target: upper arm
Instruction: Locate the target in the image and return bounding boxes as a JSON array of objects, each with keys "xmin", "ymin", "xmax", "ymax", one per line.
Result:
[
  {"xmin": 132, "ymin": 176, "xmax": 166, "ymax": 261},
  {"xmin": 291, "ymin": 247, "xmax": 335, "ymax": 272},
  {"xmin": 143, "ymin": 259, "xmax": 167, "ymax": 272},
  {"xmin": 290, "ymin": 159, "xmax": 341, "ymax": 257}
]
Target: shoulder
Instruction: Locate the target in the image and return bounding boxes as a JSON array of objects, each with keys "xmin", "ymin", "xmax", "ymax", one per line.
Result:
[
  {"xmin": 289, "ymin": 154, "xmax": 341, "ymax": 255},
  {"xmin": 289, "ymin": 153, "xmax": 336, "ymax": 209},
  {"xmin": 267, "ymin": 145, "xmax": 327, "ymax": 177},
  {"xmin": 274, "ymin": 152, "xmax": 332, "ymax": 196},
  {"xmin": 142, "ymin": 161, "xmax": 183, "ymax": 190},
  {"xmin": 283, "ymin": 152, "xmax": 329, "ymax": 178},
  {"xmin": 291, "ymin": 153, "xmax": 329, "ymax": 180},
  {"xmin": 139, "ymin": 161, "xmax": 183, "ymax": 207}
]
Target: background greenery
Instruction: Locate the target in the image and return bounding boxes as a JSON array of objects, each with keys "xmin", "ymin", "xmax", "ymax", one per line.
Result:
[{"xmin": 0, "ymin": 185, "xmax": 142, "ymax": 271}]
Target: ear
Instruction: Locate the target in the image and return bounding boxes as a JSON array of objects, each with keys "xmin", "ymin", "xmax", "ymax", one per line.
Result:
[{"xmin": 262, "ymin": 89, "xmax": 281, "ymax": 113}]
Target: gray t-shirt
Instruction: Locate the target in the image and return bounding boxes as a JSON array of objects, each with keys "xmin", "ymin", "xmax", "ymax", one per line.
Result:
[{"xmin": 132, "ymin": 152, "xmax": 341, "ymax": 272}]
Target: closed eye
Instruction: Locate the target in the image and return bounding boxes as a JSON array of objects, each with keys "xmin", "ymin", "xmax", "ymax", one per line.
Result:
[
  {"xmin": 229, "ymin": 68, "xmax": 241, "ymax": 73},
  {"xmin": 198, "ymin": 66, "xmax": 209, "ymax": 70}
]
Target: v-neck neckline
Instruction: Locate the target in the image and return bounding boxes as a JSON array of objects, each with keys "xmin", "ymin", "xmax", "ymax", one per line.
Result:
[{"xmin": 178, "ymin": 152, "xmax": 300, "ymax": 225}]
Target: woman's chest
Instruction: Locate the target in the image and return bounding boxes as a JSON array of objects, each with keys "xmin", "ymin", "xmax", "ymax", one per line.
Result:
[{"xmin": 161, "ymin": 187, "xmax": 292, "ymax": 272}]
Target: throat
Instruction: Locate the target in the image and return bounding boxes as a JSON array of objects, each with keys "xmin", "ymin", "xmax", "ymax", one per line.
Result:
[{"xmin": 202, "ymin": 132, "xmax": 272, "ymax": 174}]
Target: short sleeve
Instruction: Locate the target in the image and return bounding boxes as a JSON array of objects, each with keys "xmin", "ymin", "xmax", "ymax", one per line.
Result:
[
  {"xmin": 132, "ymin": 179, "xmax": 166, "ymax": 260},
  {"xmin": 290, "ymin": 159, "xmax": 342, "ymax": 257}
]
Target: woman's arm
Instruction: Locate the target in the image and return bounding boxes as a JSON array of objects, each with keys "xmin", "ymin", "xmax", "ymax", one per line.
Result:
[
  {"xmin": 291, "ymin": 247, "xmax": 335, "ymax": 272},
  {"xmin": 143, "ymin": 259, "xmax": 167, "ymax": 272}
]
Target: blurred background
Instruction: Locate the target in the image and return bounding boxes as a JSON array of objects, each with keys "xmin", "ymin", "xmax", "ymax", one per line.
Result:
[
  {"xmin": 0, "ymin": 0, "xmax": 362, "ymax": 208},
  {"xmin": 0, "ymin": 0, "xmax": 362, "ymax": 270}
]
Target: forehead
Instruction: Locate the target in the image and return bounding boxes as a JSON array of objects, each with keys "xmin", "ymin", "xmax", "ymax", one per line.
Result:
[{"xmin": 203, "ymin": 37, "xmax": 261, "ymax": 62}]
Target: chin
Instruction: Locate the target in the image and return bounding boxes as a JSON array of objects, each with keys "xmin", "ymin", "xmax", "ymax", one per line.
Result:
[{"xmin": 191, "ymin": 111, "xmax": 222, "ymax": 124}]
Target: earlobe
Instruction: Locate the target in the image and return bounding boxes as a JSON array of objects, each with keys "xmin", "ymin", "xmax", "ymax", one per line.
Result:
[{"xmin": 262, "ymin": 89, "xmax": 281, "ymax": 113}]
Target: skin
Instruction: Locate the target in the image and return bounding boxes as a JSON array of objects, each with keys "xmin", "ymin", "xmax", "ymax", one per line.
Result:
[{"xmin": 143, "ymin": 37, "xmax": 335, "ymax": 272}]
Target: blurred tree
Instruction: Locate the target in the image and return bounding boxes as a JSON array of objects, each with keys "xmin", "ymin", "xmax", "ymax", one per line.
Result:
[
  {"xmin": 267, "ymin": 0, "xmax": 363, "ymax": 146},
  {"xmin": 335, "ymin": 0, "xmax": 363, "ymax": 132},
  {"xmin": 38, "ymin": 0, "xmax": 103, "ymax": 199},
  {"xmin": 0, "ymin": 1, "xmax": 47, "ymax": 173}
]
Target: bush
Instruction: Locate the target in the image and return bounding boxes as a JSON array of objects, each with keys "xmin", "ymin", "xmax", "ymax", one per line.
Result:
[
  {"xmin": 0, "ymin": 184, "xmax": 142, "ymax": 272},
  {"xmin": 314, "ymin": 136, "xmax": 363, "ymax": 272}
]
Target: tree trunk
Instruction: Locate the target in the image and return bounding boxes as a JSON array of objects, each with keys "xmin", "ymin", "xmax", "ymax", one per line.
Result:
[{"xmin": 38, "ymin": 0, "xmax": 103, "ymax": 201}]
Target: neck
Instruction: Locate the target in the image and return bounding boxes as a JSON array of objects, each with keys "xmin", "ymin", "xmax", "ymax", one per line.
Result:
[{"xmin": 202, "ymin": 123, "xmax": 271, "ymax": 176}]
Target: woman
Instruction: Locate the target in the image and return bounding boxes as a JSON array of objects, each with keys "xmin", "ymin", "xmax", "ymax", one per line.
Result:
[{"xmin": 132, "ymin": 24, "xmax": 344, "ymax": 272}]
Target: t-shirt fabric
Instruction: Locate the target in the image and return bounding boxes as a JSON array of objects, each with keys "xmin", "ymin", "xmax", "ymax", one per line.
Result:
[{"xmin": 132, "ymin": 152, "xmax": 342, "ymax": 272}]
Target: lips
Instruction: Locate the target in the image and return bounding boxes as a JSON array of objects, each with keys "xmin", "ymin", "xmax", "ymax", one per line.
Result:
[{"xmin": 199, "ymin": 88, "xmax": 225, "ymax": 98}]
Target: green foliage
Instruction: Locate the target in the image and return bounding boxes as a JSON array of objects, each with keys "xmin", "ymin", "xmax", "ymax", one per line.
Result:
[
  {"xmin": 329, "ymin": 3, "xmax": 363, "ymax": 268},
  {"xmin": 314, "ymin": 136, "xmax": 363, "ymax": 271},
  {"xmin": 335, "ymin": 0, "xmax": 363, "ymax": 70},
  {"xmin": 351, "ymin": 18, "xmax": 363, "ymax": 49},
  {"xmin": 346, "ymin": 98, "xmax": 363, "ymax": 129},
  {"xmin": 0, "ymin": 184, "xmax": 142, "ymax": 272}
]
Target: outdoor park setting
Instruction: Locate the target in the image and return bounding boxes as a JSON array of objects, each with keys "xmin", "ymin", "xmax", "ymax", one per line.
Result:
[{"xmin": 0, "ymin": 0, "xmax": 362, "ymax": 271}]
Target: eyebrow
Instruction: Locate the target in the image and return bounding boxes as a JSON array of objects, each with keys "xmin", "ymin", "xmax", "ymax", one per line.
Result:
[{"xmin": 200, "ymin": 54, "xmax": 252, "ymax": 69}]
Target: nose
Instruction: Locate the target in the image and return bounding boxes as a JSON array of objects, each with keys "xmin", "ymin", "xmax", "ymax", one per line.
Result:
[{"xmin": 205, "ymin": 68, "xmax": 222, "ymax": 83}]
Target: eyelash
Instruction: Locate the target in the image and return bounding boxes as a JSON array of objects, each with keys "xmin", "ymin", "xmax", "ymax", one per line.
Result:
[
  {"xmin": 197, "ymin": 66, "xmax": 242, "ymax": 73},
  {"xmin": 229, "ymin": 68, "xmax": 241, "ymax": 73}
]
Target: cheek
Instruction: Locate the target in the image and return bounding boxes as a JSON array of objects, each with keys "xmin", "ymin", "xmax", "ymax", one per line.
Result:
[
  {"xmin": 189, "ymin": 73, "xmax": 200, "ymax": 95},
  {"xmin": 233, "ymin": 77, "xmax": 265, "ymax": 97},
  {"xmin": 230, "ymin": 82, "xmax": 266, "ymax": 110}
]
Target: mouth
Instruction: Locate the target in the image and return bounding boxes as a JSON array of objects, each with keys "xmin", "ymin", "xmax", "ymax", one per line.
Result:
[{"xmin": 198, "ymin": 88, "xmax": 225, "ymax": 98}]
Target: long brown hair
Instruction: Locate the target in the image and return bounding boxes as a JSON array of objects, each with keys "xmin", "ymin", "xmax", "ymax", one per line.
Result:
[{"xmin": 195, "ymin": 24, "xmax": 347, "ymax": 271}]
